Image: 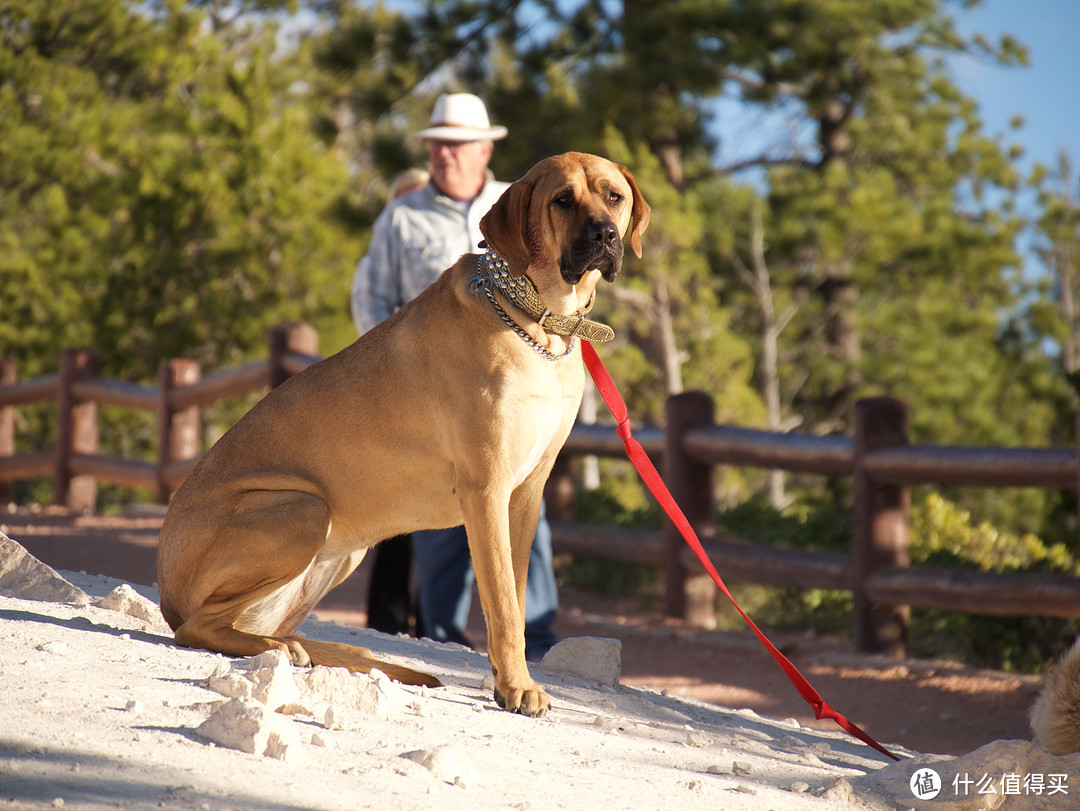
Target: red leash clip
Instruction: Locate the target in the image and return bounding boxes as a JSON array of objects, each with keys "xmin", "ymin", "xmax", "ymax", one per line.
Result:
[{"xmin": 581, "ymin": 341, "xmax": 899, "ymax": 761}]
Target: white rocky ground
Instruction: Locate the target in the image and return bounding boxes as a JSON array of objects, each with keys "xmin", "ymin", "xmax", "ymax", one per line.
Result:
[{"xmin": 2, "ymin": 532, "xmax": 1077, "ymax": 810}]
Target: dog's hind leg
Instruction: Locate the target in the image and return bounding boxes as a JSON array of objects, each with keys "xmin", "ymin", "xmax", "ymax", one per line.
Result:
[
  {"xmin": 173, "ymin": 610, "xmax": 314, "ymax": 664},
  {"xmin": 163, "ymin": 489, "xmax": 331, "ymax": 658},
  {"xmin": 173, "ymin": 580, "xmax": 443, "ymax": 688},
  {"xmin": 283, "ymin": 548, "xmax": 442, "ymax": 686},
  {"xmin": 173, "ymin": 598, "xmax": 441, "ymax": 688},
  {"xmin": 167, "ymin": 492, "xmax": 441, "ymax": 687}
]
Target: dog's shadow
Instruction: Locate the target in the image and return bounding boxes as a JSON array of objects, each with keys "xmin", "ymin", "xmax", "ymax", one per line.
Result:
[{"xmin": 0, "ymin": 607, "xmax": 173, "ymax": 647}]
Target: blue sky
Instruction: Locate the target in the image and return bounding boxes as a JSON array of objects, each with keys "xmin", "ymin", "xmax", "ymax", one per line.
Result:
[
  {"xmin": 717, "ymin": 0, "xmax": 1078, "ymax": 180},
  {"xmin": 950, "ymin": 0, "xmax": 1079, "ymax": 281},
  {"xmin": 951, "ymin": 0, "xmax": 1079, "ymax": 180}
]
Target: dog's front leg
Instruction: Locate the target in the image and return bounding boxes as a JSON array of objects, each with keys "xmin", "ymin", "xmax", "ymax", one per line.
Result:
[{"xmin": 461, "ymin": 489, "xmax": 550, "ymax": 717}]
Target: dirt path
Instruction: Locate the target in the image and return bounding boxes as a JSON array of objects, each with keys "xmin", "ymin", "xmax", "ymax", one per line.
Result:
[{"xmin": 2, "ymin": 505, "xmax": 1043, "ymax": 757}]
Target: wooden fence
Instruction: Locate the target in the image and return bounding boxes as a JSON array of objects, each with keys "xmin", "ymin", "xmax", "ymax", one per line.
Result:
[
  {"xmin": 0, "ymin": 324, "xmax": 319, "ymax": 508},
  {"xmin": 2, "ymin": 323, "xmax": 1079, "ymax": 656},
  {"xmin": 550, "ymin": 395, "xmax": 1080, "ymax": 656}
]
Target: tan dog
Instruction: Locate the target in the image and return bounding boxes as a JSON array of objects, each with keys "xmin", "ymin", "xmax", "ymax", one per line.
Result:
[{"xmin": 157, "ymin": 152, "xmax": 649, "ymax": 716}]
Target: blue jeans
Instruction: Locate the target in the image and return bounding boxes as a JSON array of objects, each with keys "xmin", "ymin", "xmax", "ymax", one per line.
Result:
[{"xmin": 412, "ymin": 501, "xmax": 558, "ymax": 661}]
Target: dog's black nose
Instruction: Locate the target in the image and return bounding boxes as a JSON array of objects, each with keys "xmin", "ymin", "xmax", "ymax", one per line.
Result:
[{"xmin": 587, "ymin": 220, "xmax": 618, "ymax": 247}]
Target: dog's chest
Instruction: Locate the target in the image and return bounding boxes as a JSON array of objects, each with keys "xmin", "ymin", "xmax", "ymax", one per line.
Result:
[{"xmin": 511, "ymin": 400, "xmax": 571, "ymax": 488}]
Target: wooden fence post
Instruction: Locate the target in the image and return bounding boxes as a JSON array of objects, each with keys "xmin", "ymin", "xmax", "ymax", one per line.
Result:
[
  {"xmin": 269, "ymin": 323, "xmax": 319, "ymax": 389},
  {"xmin": 0, "ymin": 359, "xmax": 15, "ymax": 504},
  {"xmin": 55, "ymin": 348, "xmax": 100, "ymax": 512},
  {"xmin": 157, "ymin": 359, "xmax": 201, "ymax": 504},
  {"xmin": 664, "ymin": 391, "xmax": 717, "ymax": 627},
  {"xmin": 852, "ymin": 397, "xmax": 910, "ymax": 656}
]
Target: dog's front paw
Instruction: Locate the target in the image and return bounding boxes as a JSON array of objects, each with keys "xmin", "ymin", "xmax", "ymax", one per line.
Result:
[{"xmin": 494, "ymin": 681, "xmax": 550, "ymax": 717}]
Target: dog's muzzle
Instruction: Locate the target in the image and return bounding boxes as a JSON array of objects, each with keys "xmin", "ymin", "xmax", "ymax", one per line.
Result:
[{"xmin": 561, "ymin": 219, "xmax": 624, "ymax": 284}]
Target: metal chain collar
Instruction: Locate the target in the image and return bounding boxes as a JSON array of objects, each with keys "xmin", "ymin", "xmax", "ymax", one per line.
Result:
[{"xmin": 469, "ymin": 254, "xmax": 577, "ymax": 361}]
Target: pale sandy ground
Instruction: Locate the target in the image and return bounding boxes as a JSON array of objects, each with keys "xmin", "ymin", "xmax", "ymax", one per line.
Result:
[{"xmin": 2, "ymin": 536, "xmax": 1078, "ymax": 811}]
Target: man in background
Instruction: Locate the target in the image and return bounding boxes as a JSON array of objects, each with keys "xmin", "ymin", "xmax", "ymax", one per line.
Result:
[{"xmin": 351, "ymin": 93, "xmax": 558, "ymax": 659}]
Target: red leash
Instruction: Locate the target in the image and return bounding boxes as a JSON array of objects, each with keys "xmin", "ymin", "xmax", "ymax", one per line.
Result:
[{"xmin": 581, "ymin": 341, "xmax": 899, "ymax": 761}]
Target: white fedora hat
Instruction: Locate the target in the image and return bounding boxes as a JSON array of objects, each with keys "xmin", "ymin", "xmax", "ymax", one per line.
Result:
[{"xmin": 411, "ymin": 93, "xmax": 508, "ymax": 142}]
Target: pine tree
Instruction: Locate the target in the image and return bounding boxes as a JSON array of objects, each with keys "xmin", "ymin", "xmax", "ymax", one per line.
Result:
[
  {"xmin": 0, "ymin": 0, "xmax": 363, "ymax": 382},
  {"xmin": 1031, "ymin": 152, "xmax": 1080, "ymax": 405}
]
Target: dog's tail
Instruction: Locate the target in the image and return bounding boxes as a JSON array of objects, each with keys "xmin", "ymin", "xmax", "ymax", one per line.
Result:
[
  {"xmin": 1031, "ymin": 636, "xmax": 1080, "ymax": 754},
  {"xmin": 287, "ymin": 635, "xmax": 443, "ymax": 689}
]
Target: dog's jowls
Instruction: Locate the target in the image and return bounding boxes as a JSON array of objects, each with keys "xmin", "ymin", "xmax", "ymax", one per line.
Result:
[{"xmin": 156, "ymin": 152, "xmax": 650, "ymax": 716}]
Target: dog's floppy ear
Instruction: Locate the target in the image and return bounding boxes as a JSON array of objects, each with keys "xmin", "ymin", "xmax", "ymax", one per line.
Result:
[
  {"xmin": 480, "ymin": 179, "xmax": 534, "ymax": 275},
  {"xmin": 619, "ymin": 164, "xmax": 651, "ymax": 259}
]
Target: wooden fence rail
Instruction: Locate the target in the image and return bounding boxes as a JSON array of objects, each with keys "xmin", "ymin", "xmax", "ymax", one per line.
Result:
[
  {"xmin": 0, "ymin": 324, "xmax": 320, "ymax": 508},
  {"xmin": 2, "ymin": 323, "xmax": 1079, "ymax": 657}
]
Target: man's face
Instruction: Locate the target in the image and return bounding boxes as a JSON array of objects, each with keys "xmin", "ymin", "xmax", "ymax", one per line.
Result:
[{"xmin": 426, "ymin": 139, "xmax": 493, "ymax": 200}]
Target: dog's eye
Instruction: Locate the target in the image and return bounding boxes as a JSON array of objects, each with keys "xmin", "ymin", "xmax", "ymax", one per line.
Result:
[
  {"xmin": 608, "ymin": 191, "xmax": 624, "ymax": 204},
  {"xmin": 554, "ymin": 193, "xmax": 574, "ymax": 209}
]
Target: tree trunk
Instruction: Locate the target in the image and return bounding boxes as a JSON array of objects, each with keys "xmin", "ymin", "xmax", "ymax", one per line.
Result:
[
  {"xmin": 654, "ymin": 278, "xmax": 684, "ymax": 394},
  {"xmin": 818, "ymin": 262, "xmax": 861, "ymax": 432},
  {"xmin": 1056, "ymin": 152, "xmax": 1078, "ymax": 377},
  {"xmin": 733, "ymin": 198, "xmax": 796, "ymax": 509}
]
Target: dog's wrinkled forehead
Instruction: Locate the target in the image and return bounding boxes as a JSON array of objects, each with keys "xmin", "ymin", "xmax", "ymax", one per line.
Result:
[
  {"xmin": 479, "ymin": 151, "xmax": 650, "ymax": 273},
  {"xmin": 529, "ymin": 154, "xmax": 632, "ymax": 220}
]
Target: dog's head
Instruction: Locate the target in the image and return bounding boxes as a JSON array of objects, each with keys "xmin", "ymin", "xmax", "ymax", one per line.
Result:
[{"xmin": 480, "ymin": 152, "xmax": 650, "ymax": 286}]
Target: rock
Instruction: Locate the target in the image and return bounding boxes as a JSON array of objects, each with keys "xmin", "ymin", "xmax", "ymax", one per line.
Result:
[
  {"xmin": 206, "ymin": 650, "xmax": 301, "ymax": 712},
  {"xmin": 264, "ymin": 728, "xmax": 306, "ymax": 763},
  {"xmin": 295, "ymin": 665, "xmax": 403, "ymax": 726},
  {"xmin": 196, "ymin": 698, "xmax": 306, "ymax": 763},
  {"xmin": 819, "ymin": 777, "xmax": 855, "ymax": 805},
  {"xmin": 401, "ymin": 744, "xmax": 477, "ymax": 787},
  {"xmin": 320, "ymin": 705, "xmax": 348, "ymax": 731},
  {"xmin": 685, "ymin": 732, "xmax": 711, "ymax": 748},
  {"xmin": 0, "ymin": 535, "xmax": 88, "ymax": 605},
  {"xmin": 540, "ymin": 636, "xmax": 622, "ymax": 687},
  {"xmin": 206, "ymin": 668, "xmax": 254, "ymax": 702},
  {"xmin": 851, "ymin": 739, "xmax": 1080, "ymax": 810},
  {"xmin": 94, "ymin": 584, "xmax": 165, "ymax": 627}
]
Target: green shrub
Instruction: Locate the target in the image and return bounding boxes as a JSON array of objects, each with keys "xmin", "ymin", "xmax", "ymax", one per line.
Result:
[
  {"xmin": 705, "ymin": 494, "xmax": 854, "ymax": 635},
  {"xmin": 910, "ymin": 492, "xmax": 1076, "ymax": 574},
  {"xmin": 716, "ymin": 493, "xmax": 851, "ymax": 553},
  {"xmin": 713, "ymin": 583, "xmax": 853, "ymax": 636},
  {"xmin": 907, "ymin": 492, "xmax": 1080, "ymax": 671},
  {"xmin": 572, "ymin": 463, "xmax": 663, "ymax": 528}
]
